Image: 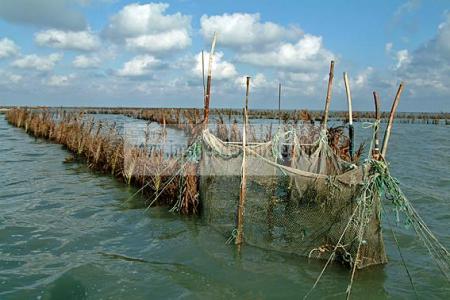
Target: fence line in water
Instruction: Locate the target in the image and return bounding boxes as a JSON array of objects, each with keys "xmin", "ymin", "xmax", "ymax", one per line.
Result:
[{"xmin": 5, "ymin": 108, "xmax": 201, "ymax": 214}]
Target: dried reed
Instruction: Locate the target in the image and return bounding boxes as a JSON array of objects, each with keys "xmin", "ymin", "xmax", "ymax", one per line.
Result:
[{"xmin": 5, "ymin": 108, "xmax": 199, "ymax": 213}]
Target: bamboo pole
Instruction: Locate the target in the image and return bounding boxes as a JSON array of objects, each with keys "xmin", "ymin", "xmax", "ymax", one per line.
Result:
[
  {"xmin": 201, "ymin": 50, "xmax": 206, "ymax": 98},
  {"xmin": 343, "ymin": 72, "xmax": 354, "ymax": 159},
  {"xmin": 321, "ymin": 61, "xmax": 335, "ymax": 130},
  {"xmin": 236, "ymin": 76, "xmax": 250, "ymax": 245},
  {"xmin": 203, "ymin": 33, "xmax": 217, "ymax": 127},
  {"xmin": 278, "ymin": 83, "xmax": 281, "ymax": 125},
  {"xmin": 245, "ymin": 77, "xmax": 250, "ymax": 112},
  {"xmin": 381, "ymin": 83, "xmax": 404, "ymax": 158},
  {"xmin": 372, "ymin": 91, "xmax": 381, "ymax": 159}
]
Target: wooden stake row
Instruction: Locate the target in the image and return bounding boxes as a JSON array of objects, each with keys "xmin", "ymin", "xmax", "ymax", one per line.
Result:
[{"xmin": 320, "ymin": 60, "xmax": 404, "ymax": 160}]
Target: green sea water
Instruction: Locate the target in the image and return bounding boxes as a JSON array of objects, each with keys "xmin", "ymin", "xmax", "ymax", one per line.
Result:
[{"xmin": 0, "ymin": 115, "xmax": 449, "ymax": 299}]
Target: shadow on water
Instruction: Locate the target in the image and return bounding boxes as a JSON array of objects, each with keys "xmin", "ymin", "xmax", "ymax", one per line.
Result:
[
  {"xmin": 97, "ymin": 251, "xmax": 186, "ymax": 268},
  {"xmin": 44, "ymin": 274, "xmax": 87, "ymax": 300}
]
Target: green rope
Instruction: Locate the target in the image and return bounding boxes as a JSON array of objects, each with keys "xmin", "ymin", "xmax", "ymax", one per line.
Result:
[
  {"xmin": 371, "ymin": 159, "xmax": 450, "ymax": 280},
  {"xmin": 226, "ymin": 228, "xmax": 238, "ymax": 244},
  {"xmin": 382, "ymin": 204, "xmax": 419, "ymax": 299},
  {"xmin": 305, "ymin": 119, "xmax": 448, "ymax": 298}
]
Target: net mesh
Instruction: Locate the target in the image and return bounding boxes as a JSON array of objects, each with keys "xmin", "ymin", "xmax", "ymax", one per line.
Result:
[{"xmin": 199, "ymin": 126, "xmax": 387, "ymax": 269}]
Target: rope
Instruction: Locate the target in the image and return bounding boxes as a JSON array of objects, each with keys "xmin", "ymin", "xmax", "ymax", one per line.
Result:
[
  {"xmin": 303, "ymin": 204, "xmax": 361, "ymax": 299},
  {"xmin": 371, "ymin": 159, "xmax": 450, "ymax": 280},
  {"xmin": 207, "ymin": 124, "xmax": 449, "ymax": 296},
  {"xmin": 362, "ymin": 119, "xmax": 380, "ymax": 161},
  {"xmin": 144, "ymin": 160, "xmax": 189, "ymax": 212},
  {"xmin": 124, "ymin": 153, "xmax": 182, "ymax": 203},
  {"xmin": 346, "ymin": 189, "xmax": 368, "ymax": 300},
  {"xmin": 226, "ymin": 229, "xmax": 238, "ymax": 244},
  {"xmin": 382, "ymin": 204, "xmax": 419, "ymax": 299},
  {"xmin": 125, "ymin": 138, "xmax": 201, "ymax": 205}
]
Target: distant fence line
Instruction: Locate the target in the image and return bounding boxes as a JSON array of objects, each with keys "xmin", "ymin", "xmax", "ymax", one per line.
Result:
[{"xmin": 1, "ymin": 106, "xmax": 449, "ymax": 125}]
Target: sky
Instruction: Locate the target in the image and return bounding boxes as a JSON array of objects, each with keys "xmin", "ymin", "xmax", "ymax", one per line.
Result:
[{"xmin": 0, "ymin": 0, "xmax": 449, "ymax": 112}]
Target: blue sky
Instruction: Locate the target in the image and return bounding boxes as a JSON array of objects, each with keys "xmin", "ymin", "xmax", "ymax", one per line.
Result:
[{"xmin": 0, "ymin": 0, "xmax": 449, "ymax": 112}]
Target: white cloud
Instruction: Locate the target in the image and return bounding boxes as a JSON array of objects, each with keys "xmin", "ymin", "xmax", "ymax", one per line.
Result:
[
  {"xmin": 105, "ymin": 3, "xmax": 189, "ymax": 37},
  {"xmin": 117, "ymin": 55, "xmax": 160, "ymax": 77},
  {"xmin": 103, "ymin": 3, "xmax": 191, "ymax": 53},
  {"xmin": 35, "ymin": 29, "xmax": 100, "ymax": 51},
  {"xmin": 125, "ymin": 29, "xmax": 190, "ymax": 52},
  {"xmin": 385, "ymin": 42, "xmax": 393, "ymax": 54},
  {"xmin": 393, "ymin": 0, "xmax": 421, "ymax": 19},
  {"xmin": 239, "ymin": 34, "xmax": 334, "ymax": 72},
  {"xmin": 353, "ymin": 67, "xmax": 374, "ymax": 88},
  {"xmin": 0, "ymin": 38, "xmax": 20, "ymax": 58},
  {"xmin": 395, "ymin": 13, "xmax": 450, "ymax": 97},
  {"xmin": 200, "ymin": 13, "xmax": 301, "ymax": 50},
  {"xmin": 276, "ymin": 71, "xmax": 322, "ymax": 96},
  {"xmin": 394, "ymin": 49, "xmax": 410, "ymax": 70},
  {"xmin": 0, "ymin": 0, "xmax": 86, "ymax": 30},
  {"xmin": 8, "ymin": 73, "xmax": 22, "ymax": 83},
  {"xmin": 44, "ymin": 74, "xmax": 75, "ymax": 87},
  {"xmin": 235, "ymin": 73, "xmax": 269, "ymax": 89},
  {"xmin": 251, "ymin": 73, "xmax": 269, "ymax": 88},
  {"xmin": 199, "ymin": 12, "xmax": 337, "ymax": 103},
  {"xmin": 389, "ymin": 0, "xmax": 421, "ymax": 34},
  {"xmin": 73, "ymin": 46, "xmax": 117, "ymax": 68},
  {"xmin": 0, "ymin": 71, "xmax": 22, "ymax": 84},
  {"xmin": 12, "ymin": 53, "xmax": 63, "ymax": 71},
  {"xmin": 73, "ymin": 54, "xmax": 101, "ymax": 68},
  {"xmin": 284, "ymin": 72, "xmax": 319, "ymax": 83},
  {"xmin": 193, "ymin": 51, "xmax": 237, "ymax": 80},
  {"xmin": 436, "ymin": 14, "xmax": 450, "ymax": 55}
]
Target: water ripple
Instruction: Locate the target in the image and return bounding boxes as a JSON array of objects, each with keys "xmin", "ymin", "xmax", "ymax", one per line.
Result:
[{"xmin": 0, "ymin": 116, "xmax": 448, "ymax": 299}]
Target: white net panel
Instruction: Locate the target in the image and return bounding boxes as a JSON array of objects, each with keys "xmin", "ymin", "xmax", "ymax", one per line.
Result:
[{"xmin": 199, "ymin": 127, "xmax": 387, "ymax": 269}]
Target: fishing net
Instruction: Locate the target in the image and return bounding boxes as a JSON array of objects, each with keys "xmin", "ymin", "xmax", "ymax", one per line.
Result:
[{"xmin": 199, "ymin": 125, "xmax": 388, "ymax": 269}]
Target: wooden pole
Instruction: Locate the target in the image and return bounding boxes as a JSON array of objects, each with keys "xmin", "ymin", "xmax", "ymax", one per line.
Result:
[
  {"xmin": 278, "ymin": 83, "xmax": 281, "ymax": 125},
  {"xmin": 372, "ymin": 91, "xmax": 381, "ymax": 159},
  {"xmin": 236, "ymin": 76, "xmax": 250, "ymax": 245},
  {"xmin": 321, "ymin": 60, "xmax": 335, "ymax": 130},
  {"xmin": 381, "ymin": 83, "xmax": 404, "ymax": 158},
  {"xmin": 245, "ymin": 76, "xmax": 250, "ymax": 112},
  {"xmin": 343, "ymin": 72, "xmax": 354, "ymax": 159},
  {"xmin": 203, "ymin": 33, "xmax": 217, "ymax": 128},
  {"xmin": 201, "ymin": 50, "xmax": 206, "ymax": 99}
]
